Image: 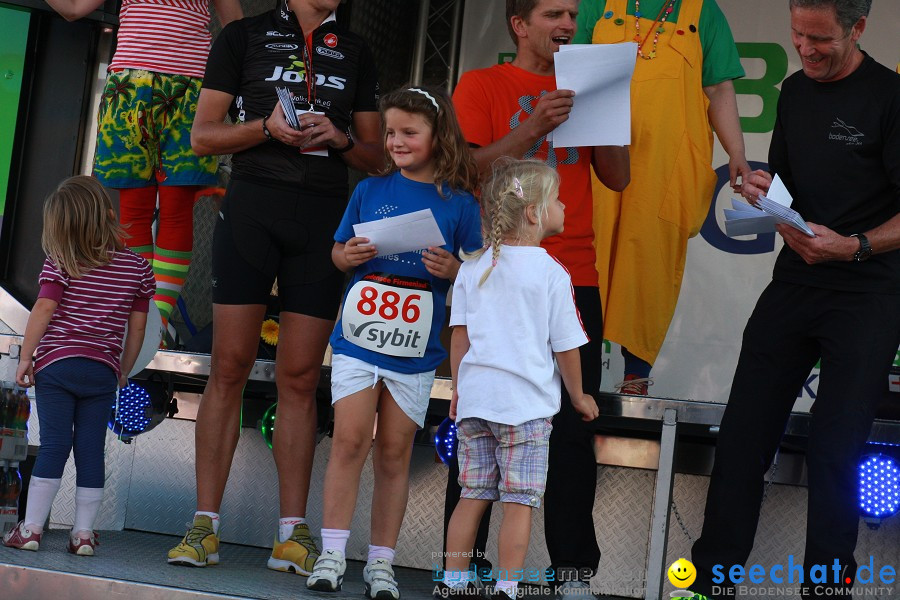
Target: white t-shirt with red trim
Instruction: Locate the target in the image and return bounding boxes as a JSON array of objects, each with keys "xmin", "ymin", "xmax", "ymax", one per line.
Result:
[{"xmin": 450, "ymin": 245, "xmax": 589, "ymax": 426}]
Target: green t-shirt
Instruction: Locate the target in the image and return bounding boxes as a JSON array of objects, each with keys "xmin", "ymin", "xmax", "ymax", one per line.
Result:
[{"xmin": 573, "ymin": 0, "xmax": 744, "ymax": 86}]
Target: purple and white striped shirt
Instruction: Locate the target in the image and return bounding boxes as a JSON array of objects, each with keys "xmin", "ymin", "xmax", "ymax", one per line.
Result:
[{"xmin": 35, "ymin": 249, "xmax": 156, "ymax": 377}]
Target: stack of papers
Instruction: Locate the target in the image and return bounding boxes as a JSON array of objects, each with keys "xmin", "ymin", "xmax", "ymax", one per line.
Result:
[
  {"xmin": 755, "ymin": 196, "xmax": 815, "ymax": 237},
  {"xmin": 723, "ymin": 175, "xmax": 814, "ymax": 238},
  {"xmin": 723, "ymin": 198, "xmax": 776, "ymax": 237},
  {"xmin": 276, "ymin": 87, "xmax": 301, "ymax": 129}
]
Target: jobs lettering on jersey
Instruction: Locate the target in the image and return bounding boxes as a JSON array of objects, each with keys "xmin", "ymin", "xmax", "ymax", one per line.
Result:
[{"xmin": 342, "ymin": 273, "xmax": 433, "ymax": 358}]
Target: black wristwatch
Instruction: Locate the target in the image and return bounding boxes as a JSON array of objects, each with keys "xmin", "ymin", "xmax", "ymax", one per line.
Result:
[
  {"xmin": 332, "ymin": 129, "xmax": 355, "ymax": 154},
  {"xmin": 850, "ymin": 233, "xmax": 872, "ymax": 262}
]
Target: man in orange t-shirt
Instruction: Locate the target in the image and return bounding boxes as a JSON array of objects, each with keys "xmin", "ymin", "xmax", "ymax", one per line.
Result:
[{"xmin": 447, "ymin": 0, "xmax": 630, "ymax": 595}]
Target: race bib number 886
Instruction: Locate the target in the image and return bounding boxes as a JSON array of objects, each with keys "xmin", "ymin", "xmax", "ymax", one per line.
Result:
[{"xmin": 341, "ymin": 273, "xmax": 433, "ymax": 358}]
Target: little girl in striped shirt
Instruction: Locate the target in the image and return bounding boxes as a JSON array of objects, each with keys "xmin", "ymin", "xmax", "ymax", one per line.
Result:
[{"xmin": 2, "ymin": 176, "xmax": 155, "ymax": 556}]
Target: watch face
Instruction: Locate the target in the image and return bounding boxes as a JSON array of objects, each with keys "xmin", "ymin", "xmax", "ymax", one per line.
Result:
[{"xmin": 853, "ymin": 234, "xmax": 872, "ymax": 262}]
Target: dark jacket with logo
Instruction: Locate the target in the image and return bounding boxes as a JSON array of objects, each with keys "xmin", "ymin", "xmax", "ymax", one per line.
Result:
[
  {"xmin": 770, "ymin": 54, "xmax": 900, "ymax": 294},
  {"xmin": 203, "ymin": 1, "xmax": 379, "ymax": 197}
]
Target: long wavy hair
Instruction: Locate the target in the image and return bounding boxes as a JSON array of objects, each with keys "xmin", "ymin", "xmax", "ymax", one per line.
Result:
[
  {"xmin": 41, "ymin": 176, "xmax": 126, "ymax": 278},
  {"xmin": 378, "ymin": 85, "xmax": 479, "ymax": 197}
]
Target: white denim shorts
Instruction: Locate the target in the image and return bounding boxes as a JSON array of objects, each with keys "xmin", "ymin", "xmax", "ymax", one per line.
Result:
[{"xmin": 330, "ymin": 353, "xmax": 435, "ymax": 428}]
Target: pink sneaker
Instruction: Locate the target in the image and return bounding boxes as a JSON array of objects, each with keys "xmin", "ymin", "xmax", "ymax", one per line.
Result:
[
  {"xmin": 2, "ymin": 521, "xmax": 42, "ymax": 551},
  {"xmin": 67, "ymin": 530, "xmax": 100, "ymax": 556}
]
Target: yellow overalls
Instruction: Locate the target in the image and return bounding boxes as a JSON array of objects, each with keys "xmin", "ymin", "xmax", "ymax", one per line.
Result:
[{"xmin": 591, "ymin": 0, "xmax": 717, "ymax": 365}]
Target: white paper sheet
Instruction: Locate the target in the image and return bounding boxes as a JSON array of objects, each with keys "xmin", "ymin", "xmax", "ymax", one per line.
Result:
[
  {"xmin": 552, "ymin": 42, "xmax": 637, "ymax": 147},
  {"xmin": 352, "ymin": 209, "xmax": 446, "ymax": 257},
  {"xmin": 765, "ymin": 173, "xmax": 793, "ymax": 207}
]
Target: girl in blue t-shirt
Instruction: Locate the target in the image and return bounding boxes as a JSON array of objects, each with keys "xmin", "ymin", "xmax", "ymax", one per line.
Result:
[{"xmin": 307, "ymin": 86, "xmax": 481, "ymax": 598}]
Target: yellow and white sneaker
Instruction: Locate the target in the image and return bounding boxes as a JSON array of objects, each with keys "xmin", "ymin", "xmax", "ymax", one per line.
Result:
[
  {"xmin": 267, "ymin": 522, "xmax": 320, "ymax": 575},
  {"xmin": 167, "ymin": 515, "xmax": 219, "ymax": 567}
]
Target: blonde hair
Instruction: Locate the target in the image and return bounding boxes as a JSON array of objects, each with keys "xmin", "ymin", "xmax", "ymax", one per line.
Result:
[
  {"xmin": 471, "ymin": 159, "xmax": 559, "ymax": 285},
  {"xmin": 41, "ymin": 176, "xmax": 126, "ymax": 278},
  {"xmin": 379, "ymin": 85, "xmax": 479, "ymax": 196}
]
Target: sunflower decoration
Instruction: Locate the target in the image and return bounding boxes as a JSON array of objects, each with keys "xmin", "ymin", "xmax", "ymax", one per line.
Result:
[{"xmin": 261, "ymin": 319, "xmax": 280, "ymax": 346}]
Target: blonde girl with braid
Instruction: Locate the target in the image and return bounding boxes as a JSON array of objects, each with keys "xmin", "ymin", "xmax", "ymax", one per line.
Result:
[
  {"xmin": 307, "ymin": 86, "xmax": 482, "ymax": 599},
  {"xmin": 442, "ymin": 159, "xmax": 599, "ymax": 599}
]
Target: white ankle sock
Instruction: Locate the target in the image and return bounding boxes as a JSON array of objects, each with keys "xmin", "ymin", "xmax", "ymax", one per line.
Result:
[
  {"xmin": 442, "ymin": 570, "xmax": 470, "ymax": 589},
  {"xmin": 194, "ymin": 511, "xmax": 220, "ymax": 534},
  {"xmin": 495, "ymin": 580, "xmax": 518, "ymax": 598},
  {"xmin": 278, "ymin": 517, "xmax": 307, "ymax": 542},
  {"xmin": 23, "ymin": 476, "xmax": 61, "ymax": 534},
  {"xmin": 368, "ymin": 544, "xmax": 395, "ymax": 563},
  {"xmin": 73, "ymin": 486, "xmax": 104, "ymax": 534},
  {"xmin": 321, "ymin": 528, "xmax": 350, "ymax": 554}
]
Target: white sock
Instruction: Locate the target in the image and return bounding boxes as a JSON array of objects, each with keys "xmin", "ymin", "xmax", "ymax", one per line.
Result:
[
  {"xmin": 278, "ymin": 516, "xmax": 307, "ymax": 542},
  {"xmin": 23, "ymin": 476, "xmax": 61, "ymax": 534},
  {"xmin": 321, "ymin": 528, "xmax": 350, "ymax": 554},
  {"xmin": 194, "ymin": 511, "xmax": 220, "ymax": 534},
  {"xmin": 367, "ymin": 544, "xmax": 395, "ymax": 563},
  {"xmin": 73, "ymin": 486, "xmax": 104, "ymax": 534},
  {"xmin": 442, "ymin": 570, "xmax": 471, "ymax": 589},
  {"xmin": 495, "ymin": 579, "xmax": 518, "ymax": 598}
]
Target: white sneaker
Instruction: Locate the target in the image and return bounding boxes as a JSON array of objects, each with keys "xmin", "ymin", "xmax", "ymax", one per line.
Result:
[
  {"xmin": 556, "ymin": 581, "xmax": 598, "ymax": 599},
  {"xmin": 306, "ymin": 549, "xmax": 346, "ymax": 592},
  {"xmin": 364, "ymin": 558, "xmax": 400, "ymax": 599}
]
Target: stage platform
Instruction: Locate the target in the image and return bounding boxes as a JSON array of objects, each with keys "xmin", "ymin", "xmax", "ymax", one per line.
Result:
[{"xmin": 0, "ymin": 530, "xmax": 631, "ymax": 600}]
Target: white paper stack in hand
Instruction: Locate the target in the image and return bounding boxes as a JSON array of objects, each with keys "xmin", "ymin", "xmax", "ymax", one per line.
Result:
[
  {"xmin": 755, "ymin": 195, "xmax": 815, "ymax": 237},
  {"xmin": 723, "ymin": 174, "xmax": 814, "ymax": 238},
  {"xmin": 723, "ymin": 198, "xmax": 777, "ymax": 237}
]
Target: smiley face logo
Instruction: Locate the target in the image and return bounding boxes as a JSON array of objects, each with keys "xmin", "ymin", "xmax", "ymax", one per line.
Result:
[{"xmin": 667, "ymin": 558, "xmax": 696, "ymax": 588}]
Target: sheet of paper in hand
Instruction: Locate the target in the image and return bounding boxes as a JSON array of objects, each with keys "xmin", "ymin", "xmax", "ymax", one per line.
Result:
[{"xmin": 352, "ymin": 209, "xmax": 446, "ymax": 257}]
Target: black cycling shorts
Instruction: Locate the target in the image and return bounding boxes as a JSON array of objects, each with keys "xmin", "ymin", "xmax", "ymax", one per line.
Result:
[{"xmin": 211, "ymin": 178, "xmax": 346, "ymax": 319}]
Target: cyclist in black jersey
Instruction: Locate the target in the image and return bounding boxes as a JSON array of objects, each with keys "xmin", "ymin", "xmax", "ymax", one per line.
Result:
[{"xmin": 167, "ymin": 0, "xmax": 384, "ymax": 575}]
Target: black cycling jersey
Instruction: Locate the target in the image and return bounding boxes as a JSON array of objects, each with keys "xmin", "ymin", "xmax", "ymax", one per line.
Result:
[{"xmin": 203, "ymin": 0, "xmax": 379, "ymax": 196}]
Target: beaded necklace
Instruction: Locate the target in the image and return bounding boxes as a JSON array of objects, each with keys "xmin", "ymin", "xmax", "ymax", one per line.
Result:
[{"xmin": 634, "ymin": 0, "xmax": 678, "ymax": 59}]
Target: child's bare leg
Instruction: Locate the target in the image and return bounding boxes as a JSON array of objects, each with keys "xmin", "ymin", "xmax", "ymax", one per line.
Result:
[
  {"xmin": 446, "ymin": 498, "xmax": 491, "ymax": 573},
  {"xmin": 369, "ymin": 389, "xmax": 418, "ymax": 549},
  {"xmin": 498, "ymin": 502, "xmax": 531, "ymax": 570},
  {"xmin": 321, "ymin": 386, "xmax": 379, "ymax": 530},
  {"xmin": 496, "ymin": 502, "xmax": 533, "ymax": 596}
]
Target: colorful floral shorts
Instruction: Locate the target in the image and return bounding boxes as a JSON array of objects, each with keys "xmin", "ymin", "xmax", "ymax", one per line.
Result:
[{"xmin": 93, "ymin": 69, "xmax": 217, "ymax": 189}]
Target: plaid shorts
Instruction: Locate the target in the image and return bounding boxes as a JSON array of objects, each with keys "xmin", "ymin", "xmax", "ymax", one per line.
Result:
[
  {"xmin": 94, "ymin": 69, "xmax": 218, "ymax": 188},
  {"xmin": 456, "ymin": 417, "xmax": 553, "ymax": 507}
]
